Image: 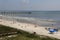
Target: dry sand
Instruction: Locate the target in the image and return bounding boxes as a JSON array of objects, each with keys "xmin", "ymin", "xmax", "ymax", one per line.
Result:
[{"xmin": 0, "ymin": 19, "xmax": 60, "ymax": 39}]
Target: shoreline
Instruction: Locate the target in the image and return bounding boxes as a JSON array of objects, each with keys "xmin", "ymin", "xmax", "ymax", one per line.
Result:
[
  {"xmin": 0, "ymin": 17, "xmax": 60, "ymax": 39},
  {"xmin": 0, "ymin": 15, "xmax": 56, "ymax": 27}
]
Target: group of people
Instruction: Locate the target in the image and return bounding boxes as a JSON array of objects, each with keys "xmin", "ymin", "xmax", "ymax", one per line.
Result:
[
  {"xmin": 46, "ymin": 24, "xmax": 58, "ymax": 34},
  {"xmin": 48, "ymin": 28, "xmax": 58, "ymax": 34}
]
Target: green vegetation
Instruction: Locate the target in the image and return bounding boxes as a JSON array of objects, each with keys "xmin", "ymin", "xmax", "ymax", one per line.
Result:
[
  {"xmin": 0, "ymin": 25, "xmax": 18, "ymax": 33},
  {"xmin": 0, "ymin": 25, "xmax": 60, "ymax": 40}
]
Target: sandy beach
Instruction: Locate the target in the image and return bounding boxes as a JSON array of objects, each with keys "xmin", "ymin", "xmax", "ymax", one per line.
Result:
[{"xmin": 0, "ymin": 18, "xmax": 60, "ymax": 39}]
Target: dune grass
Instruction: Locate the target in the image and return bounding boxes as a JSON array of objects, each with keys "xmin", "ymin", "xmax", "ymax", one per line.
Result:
[{"xmin": 0, "ymin": 25, "xmax": 60, "ymax": 40}]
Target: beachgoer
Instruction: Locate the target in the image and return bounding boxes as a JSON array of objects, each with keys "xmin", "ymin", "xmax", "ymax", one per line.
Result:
[{"xmin": 33, "ymin": 32, "xmax": 36, "ymax": 34}]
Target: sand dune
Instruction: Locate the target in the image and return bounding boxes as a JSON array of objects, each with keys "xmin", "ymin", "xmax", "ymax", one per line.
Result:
[{"xmin": 0, "ymin": 18, "xmax": 60, "ymax": 39}]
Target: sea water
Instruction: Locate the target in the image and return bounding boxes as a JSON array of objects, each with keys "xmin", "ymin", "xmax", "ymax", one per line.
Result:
[{"xmin": 0, "ymin": 11, "xmax": 60, "ymax": 28}]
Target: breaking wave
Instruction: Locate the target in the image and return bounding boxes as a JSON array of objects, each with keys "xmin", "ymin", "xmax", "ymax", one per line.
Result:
[{"xmin": 0, "ymin": 15, "xmax": 56, "ymax": 27}]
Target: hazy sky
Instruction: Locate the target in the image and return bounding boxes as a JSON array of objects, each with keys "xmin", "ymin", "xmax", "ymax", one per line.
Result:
[{"xmin": 0, "ymin": 0, "xmax": 60, "ymax": 11}]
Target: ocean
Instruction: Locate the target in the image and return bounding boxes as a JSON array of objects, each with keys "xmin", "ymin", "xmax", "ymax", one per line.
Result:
[{"xmin": 0, "ymin": 11, "xmax": 60, "ymax": 28}]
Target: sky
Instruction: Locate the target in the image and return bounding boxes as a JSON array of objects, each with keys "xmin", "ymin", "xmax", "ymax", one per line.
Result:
[{"xmin": 0, "ymin": 0, "xmax": 60, "ymax": 11}]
